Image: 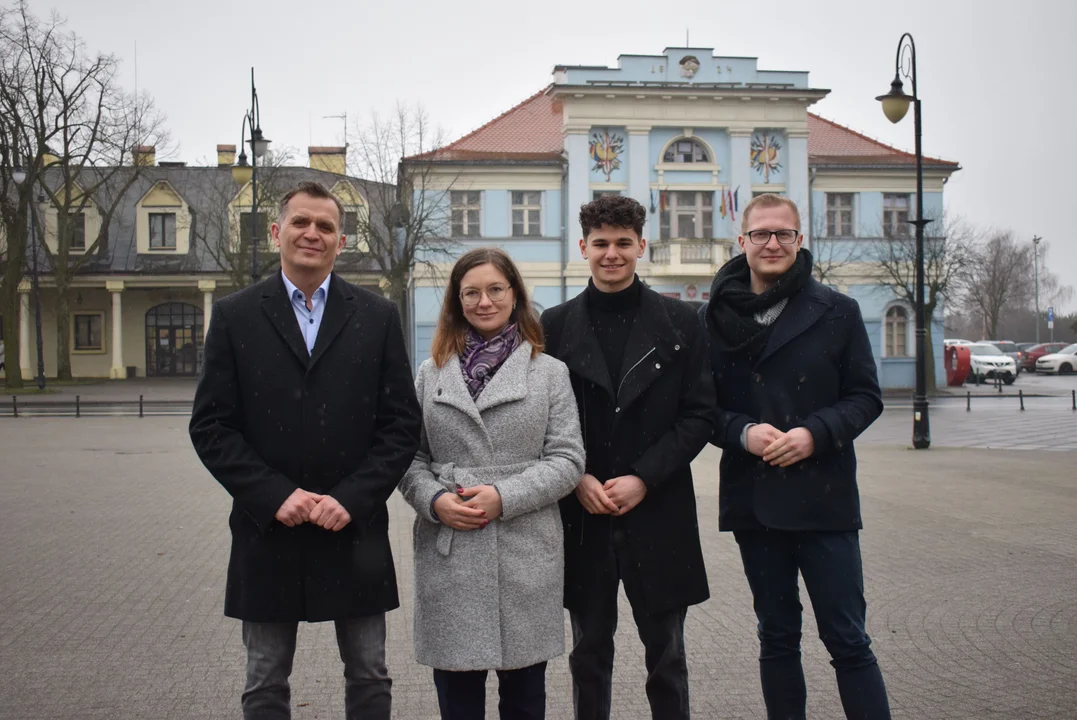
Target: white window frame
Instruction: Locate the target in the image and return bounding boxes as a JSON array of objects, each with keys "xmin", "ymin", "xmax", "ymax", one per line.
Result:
[
  {"xmin": 882, "ymin": 302, "xmax": 912, "ymax": 358},
  {"xmin": 826, "ymin": 193, "xmax": 855, "ymax": 237},
  {"xmin": 660, "ymin": 191, "xmax": 713, "ymax": 240},
  {"xmin": 451, "ymin": 190, "xmax": 482, "ymax": 237},
  {"xmin": 883, "ymin": 193, "xmax": 910, "ymax": 238},
  {"xmin": 662, "ymin": 138, "xmax": 712, "ymax": 164},
  {"xmin": 68, "ymin": 211, "xmax": 87, "ymax": 251},
  {"xmin": 148, "ymin": 212, "xmax": 177, "ymax": 250},
  {"xmin": 510, "ymin": 191, "xmax": 542, "ymax": 237}
]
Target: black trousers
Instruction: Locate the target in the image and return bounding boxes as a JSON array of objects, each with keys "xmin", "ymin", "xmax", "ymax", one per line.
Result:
[
  {"xmin": 432, "ymin": 662, "xmax": 546, "ymax": 720},
  {"xmin": 734, "ymin": 529, "xmax": 892, "ymax": 720},
  {"xmin": 567, "ymin": 547, "xmax": 690, "ymax": 720}
]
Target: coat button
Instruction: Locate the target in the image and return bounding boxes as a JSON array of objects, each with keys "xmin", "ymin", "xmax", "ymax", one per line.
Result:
[
  {"xmin": 655, "ymin": 363, "xmax": 661, "ymax": 369},
  {"xmin": 437, "ymin": 388, "xmax": 442, "ymax": 396}
]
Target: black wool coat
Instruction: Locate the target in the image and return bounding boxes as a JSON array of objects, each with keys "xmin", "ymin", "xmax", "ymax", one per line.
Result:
[
  {"xmin": 190, "ymin": 271, "xmax": 421, "ymax": 622},
  {"xmin": 699, "ymin": 278, "xmax": 883, "ymax": 532},
  {"xmin": 542, "ymin": 285, "xmax": 714, "ymax": 616}
]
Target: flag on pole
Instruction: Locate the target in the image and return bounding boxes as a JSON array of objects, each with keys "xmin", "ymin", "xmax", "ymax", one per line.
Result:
[
  {"xmin": 728, "ymin": 189, "xmax": 736, "ymax": 222},
  {"xmin": 719, "ymin": 189, "xmax": 727, "ymax": 218},
  {"xmin": 733, "ymin": 186, "xmax": 740, "ymax": 212}
]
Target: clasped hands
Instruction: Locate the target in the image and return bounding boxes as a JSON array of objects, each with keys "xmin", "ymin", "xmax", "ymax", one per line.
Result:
[
  {"xmin": 575, "ymin": 473, "xmax": 646, "ymax": 516},
  {"xmin": 432, "ymin": 485, "xmax": 502, "ymax": 531},
  {"xmin": 747, "ymin": 424, "xmax": 815, "ymax": 467},
  {"xmin": 275, "ymin": 488, "xmax": 351, "ymax": 531}
]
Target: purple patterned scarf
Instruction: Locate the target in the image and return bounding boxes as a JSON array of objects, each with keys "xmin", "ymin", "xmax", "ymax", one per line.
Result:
[{"xmin": 460, "ymin": 323, "xmax": 522, "ymax": 399}]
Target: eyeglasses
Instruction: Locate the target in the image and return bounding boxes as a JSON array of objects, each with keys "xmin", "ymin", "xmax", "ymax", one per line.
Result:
[
  {"xmin": 746, "ymin": 229, "xmax": 800, "ymax": 245},
  {"xmin": 460, "ymin": 284, "xmax": 511, "ymax": 307}
]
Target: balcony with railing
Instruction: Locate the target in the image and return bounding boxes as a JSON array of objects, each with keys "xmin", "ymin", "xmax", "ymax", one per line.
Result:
[{"xmin": 648, "ymin": 238, "xmax": 732, "ymax": 275}]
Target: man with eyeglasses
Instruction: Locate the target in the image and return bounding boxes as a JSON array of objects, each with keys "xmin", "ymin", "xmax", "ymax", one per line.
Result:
[{"xmin": 700, "ymin": 193, "xmax": 891, "ymax": 719}]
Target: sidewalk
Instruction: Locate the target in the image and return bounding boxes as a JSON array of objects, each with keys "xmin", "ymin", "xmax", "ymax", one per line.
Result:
[{"xmin": 2, "ymin": 377, "xmax": 197, "ymax": 402}]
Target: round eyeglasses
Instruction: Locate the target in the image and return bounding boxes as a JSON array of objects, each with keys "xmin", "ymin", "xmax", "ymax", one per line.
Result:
[
  {"xmin": 746, "ymin": 229, "xmax": 800, "ymax": 245},
  {"xmin": 460, "ymin": 284, "xmax": 511, "ymax": 307}
]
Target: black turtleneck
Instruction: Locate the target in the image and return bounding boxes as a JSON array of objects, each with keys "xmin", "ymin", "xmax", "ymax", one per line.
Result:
[{"xmin": 586, "ymin": 275, "xmax": 642, "ymax": 385}]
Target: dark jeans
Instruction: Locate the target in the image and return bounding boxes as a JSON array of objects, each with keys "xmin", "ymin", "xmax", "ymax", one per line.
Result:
[
  {"xmin": 734, "ymin": 529, "xmax": 892, "ymax": 720},
  {"xmin": 241, "ymin": 614, "xmax": 391, "ymax": 720},
  {"xmin": 432, "ymin": 662, "xmax": 547, "ymax": 720},
  {"xmin": 568, "ymin": 554, "xmax": 690, "ymax": 720}
]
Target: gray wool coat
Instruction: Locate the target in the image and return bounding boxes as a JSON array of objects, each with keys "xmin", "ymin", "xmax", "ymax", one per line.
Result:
[{"xmin": 399, "ymin": 341, "xmax": 585, "ymax": 671}]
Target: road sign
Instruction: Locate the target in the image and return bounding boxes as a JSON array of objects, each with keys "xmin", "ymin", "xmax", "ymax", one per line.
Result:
[{"xmin": 1047, "ymin": 306, "xmax": 1054, "ymax": 322}]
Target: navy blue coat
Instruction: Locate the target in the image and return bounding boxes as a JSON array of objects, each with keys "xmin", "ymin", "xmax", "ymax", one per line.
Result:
[
  {"xmin": 190, "ymin": 271, "xmax": 421, "ymax": 622},
  {"xmin": 700, "ymin": 278, "xmax": 883, "ymax": 531}
]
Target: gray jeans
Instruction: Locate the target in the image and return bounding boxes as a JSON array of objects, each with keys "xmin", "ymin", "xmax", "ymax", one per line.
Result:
[{"xmin": 241, "ymin": 615, "xmax": 391, "ymax": 720}]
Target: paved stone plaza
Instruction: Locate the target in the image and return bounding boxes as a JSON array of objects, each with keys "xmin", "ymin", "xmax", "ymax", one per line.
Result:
[{"xmin": 0, "ymin": 413, "xmax": 1075, "ymax": 719}]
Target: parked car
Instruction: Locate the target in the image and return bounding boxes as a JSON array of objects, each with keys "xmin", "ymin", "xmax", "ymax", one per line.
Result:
[
  {"xmin": 1035, "ymin": 343, "xmax": 1077, "ymax": 375},
  {"xmin": 968, "ymin": 343, "xmax": 1018, "ymax": 384},
  {"xmin": 985, "ymin": 341, "xmax": 1024, "ymax": 375},
  {"xmin": 944, "ymin": 338, "xmax": 974, "ymax": 346},
  {"xmin": 1020, "ymin": 342, "xmax": 1070, "ymax": 371}
]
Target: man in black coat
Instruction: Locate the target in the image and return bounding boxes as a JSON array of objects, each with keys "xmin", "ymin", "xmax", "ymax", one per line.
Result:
[
  {"xmin": 189, "ymin": 181, "xmax": 421, "ymax": 720},
  {"xmin": 541, "ymin": 195, "xmax": 714, "ymax": 720},
  {"xmin": 700, "ymin": 193, "xmax": 891, "ymax": 719}
]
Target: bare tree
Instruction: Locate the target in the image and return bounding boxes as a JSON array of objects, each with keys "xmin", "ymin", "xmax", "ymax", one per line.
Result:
[
  {"xmin": 351, "ymin": 103, "xmax": 458, "ymax": 352},
  {"xmin": 2, "ymin": 1, "xmax": 168, "ymax": 379},
  {"xmin": 807, "ymin": 213, "xmax": 856, "ymax": 286},
  {"xmin": 959, "ymin": 231, "xmax": 1032, "ymax": 341},
  {"xmin": 187, "ymin": 150, "xmax": 294, "ymax": 291},
  {"xmin": 873, "ymin": 215, "xmax": 974, "ymax": 393}
]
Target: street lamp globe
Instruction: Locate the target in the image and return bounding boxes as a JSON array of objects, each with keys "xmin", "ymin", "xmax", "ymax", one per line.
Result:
[
  {"xmin": 876, "ymin": 75, "xmax": 912, "ymax": 124},
  {"xmin": 250, "ymin": 127, "xmax": 271, "ymax": 159},
  {"xmin": 12, "ymin": 164, "xmax": 27, "ymax": 185},
  {"xmin": 231, "ymin": 150, "xmax": 253, "ymax": 186}
]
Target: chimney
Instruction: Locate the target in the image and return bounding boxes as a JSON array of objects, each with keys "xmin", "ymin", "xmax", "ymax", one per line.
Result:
[
  {"xmin": 308, "ymin": 146, "xmax": 347, "ymax": 175},
  {"xmin": 134, "ymin": 145, "xmax": 156, "ymax": 167},
  {"xmin": 217, "ymin": 144, "xmax": 236, "ymax": 167}
]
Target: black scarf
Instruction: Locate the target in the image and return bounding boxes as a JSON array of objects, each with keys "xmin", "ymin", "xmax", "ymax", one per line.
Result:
[{"xmin": 707, "ymin": 249, "xmax": 813, "ymax": 363}]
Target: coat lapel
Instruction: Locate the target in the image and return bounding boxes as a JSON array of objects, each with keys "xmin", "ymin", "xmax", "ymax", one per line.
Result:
[
  {"xmin": 557, "ymin": 294, "xmax": 615, "ymax": 399},
  {"xmin": 432, "ymin": 356, "xmax": 486, "ymax": 430},
  {"xmin": 474, "ymin": 341, "xmax": 531, "ymax": 413},
  {"xmin": 308, "ymin": 274, "xmax": 358, "ymax": 372},
  {"xmin": 615, "ymin": 286, "xmax": 682, "ymax": 412},
  {"xmin": 756, "ymin": 279, "xmax": 833, "ymax": 366},
  {"xmin": 260, "ymin": 272, "xmax": 309, "ymax": 368}
]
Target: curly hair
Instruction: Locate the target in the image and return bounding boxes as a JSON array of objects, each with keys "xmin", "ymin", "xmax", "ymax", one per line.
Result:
[{"xmin": 579, "ymin": 194, "xmax": 646, "ymax": 239}]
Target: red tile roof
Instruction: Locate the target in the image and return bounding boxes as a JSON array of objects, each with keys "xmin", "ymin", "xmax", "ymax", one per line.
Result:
[
  {"xmin": 413, "ymin": 87, "xmax": 564, "ymax": 162},
  {"xmin": 415, "ymin": 87, "xmax": 958, "ymax": 169},
  {"xmin": 806, "ymin": 114, "xmax": 957, "ymax": 167}
]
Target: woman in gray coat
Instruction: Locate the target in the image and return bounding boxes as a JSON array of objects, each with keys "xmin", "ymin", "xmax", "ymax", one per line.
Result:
[{"xmin": 399, "ymin": 247, "xmax": 585, "ymax": 720}]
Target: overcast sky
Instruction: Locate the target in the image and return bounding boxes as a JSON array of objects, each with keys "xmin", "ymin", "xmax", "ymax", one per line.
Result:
[{"xmin": 27, "ymin": 0, "xmax": 1076, "ymax": 311}]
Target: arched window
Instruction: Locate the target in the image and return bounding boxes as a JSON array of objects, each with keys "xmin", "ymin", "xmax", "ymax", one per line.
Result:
[
  {"xmin": 663, "ymin": 138, "xmax": 711, "ymax": 164},
  {"xmin": 884, "ymin": 305, "xmax": 909, "ymax": 357}
]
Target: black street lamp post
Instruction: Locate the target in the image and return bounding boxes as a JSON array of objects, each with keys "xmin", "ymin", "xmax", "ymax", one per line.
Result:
[
  {"xmin": 877, "ymin": 32, "xmax": 931, "ymax": 449},
  {"xmin": 11, "ymin": 164, "xmax": 47, "ymax": 390},
  {"xmin": 231, "ymin": 68, "xmax": 270, "ymax": 284}
]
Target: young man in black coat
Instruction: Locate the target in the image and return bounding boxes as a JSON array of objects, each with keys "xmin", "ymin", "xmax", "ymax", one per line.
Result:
[
  {"xmin": 701, "ymin": 193, "xmax": 891, "ymax": 719},
  {"xmin": 541, "ymin": 195, "xmax": 714, "ymax": 720},
  {"xmin": 189, "ymin": 181, "xmax": 421, "ymax": 720}
]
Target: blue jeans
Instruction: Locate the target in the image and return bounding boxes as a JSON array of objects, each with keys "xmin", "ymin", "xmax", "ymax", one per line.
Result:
[
  {"xmin": 432, "ymin": 662, "xmax": 547, "ymax": 720},
  {"xmin": 241, "ymin": 615, "xmax": 391, "ymax": 720},
  {"xmin": 734, "ymin": 530, "xmax": 891, "ymax": 720}
]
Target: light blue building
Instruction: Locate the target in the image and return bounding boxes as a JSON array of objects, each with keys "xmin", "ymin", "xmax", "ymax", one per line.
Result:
[{"xmin": 403, "ymin": 47, "xmax": 960, "ymax": 389}]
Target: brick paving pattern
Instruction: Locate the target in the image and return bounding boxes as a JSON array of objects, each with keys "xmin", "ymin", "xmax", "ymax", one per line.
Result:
[{"xmin": 0, "ymin": 415, "xmax": 1074, "ymax": 718}]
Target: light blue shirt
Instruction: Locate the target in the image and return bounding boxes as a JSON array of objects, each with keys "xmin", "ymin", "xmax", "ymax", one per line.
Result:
[{"xmin": 281, "ymin": 271, "xmax": 331, "ymax": 355}]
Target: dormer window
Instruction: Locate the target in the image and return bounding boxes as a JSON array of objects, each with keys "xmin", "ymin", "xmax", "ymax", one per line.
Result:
[
  {"xmin": 69, "ymin": 212, "xmax": 86, "ymax": 250},
  {"xmin": 149, "ymin": 213, "xmax": 177, "ymax": 250},
  {"xmin": 663, "ymin": 139, "xmax": 711, "ymax": 164}
]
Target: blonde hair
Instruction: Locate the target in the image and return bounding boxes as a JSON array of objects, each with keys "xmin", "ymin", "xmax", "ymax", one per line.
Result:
[{"xmin": 741, "ymin": 193, "xmax": 802, "ymax": 233}]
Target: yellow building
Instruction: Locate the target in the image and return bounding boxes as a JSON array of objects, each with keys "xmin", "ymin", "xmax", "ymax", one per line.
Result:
[{"xmin": 1, "ymin": 145, "xmax": 384, "ymax": 380}]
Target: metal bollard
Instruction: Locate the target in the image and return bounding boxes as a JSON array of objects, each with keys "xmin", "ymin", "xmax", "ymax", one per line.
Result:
[
  {"xmin": 967, "ymin": 391, "xmax": 971, "ymax": 412},
  {"xmin": 997, "ymin": 376, "xmax": 1003, "ymax": 393},
  {"xmin": 1019, "ymin": 389, "xmax": 1025, "ymax": 411},
  {"xmin": 12, "ymin": 395, "xmax": 17, "ymax": 418},
  {"xmin": 1072, "ymin": 390, "xmax": 1076, "ymax": 411},
  {"xmin": 139, "ymin": 394, "xmax": 144, "ymax": 418},
  {"xmin": 75, "ymin": 395, "xmax": 80, "ymax": 418}
]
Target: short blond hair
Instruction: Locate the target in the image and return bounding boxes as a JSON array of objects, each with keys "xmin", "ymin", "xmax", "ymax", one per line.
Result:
[{"xmin": 741, "ymin": 193, "xmax": 801, "ymax": 233}]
